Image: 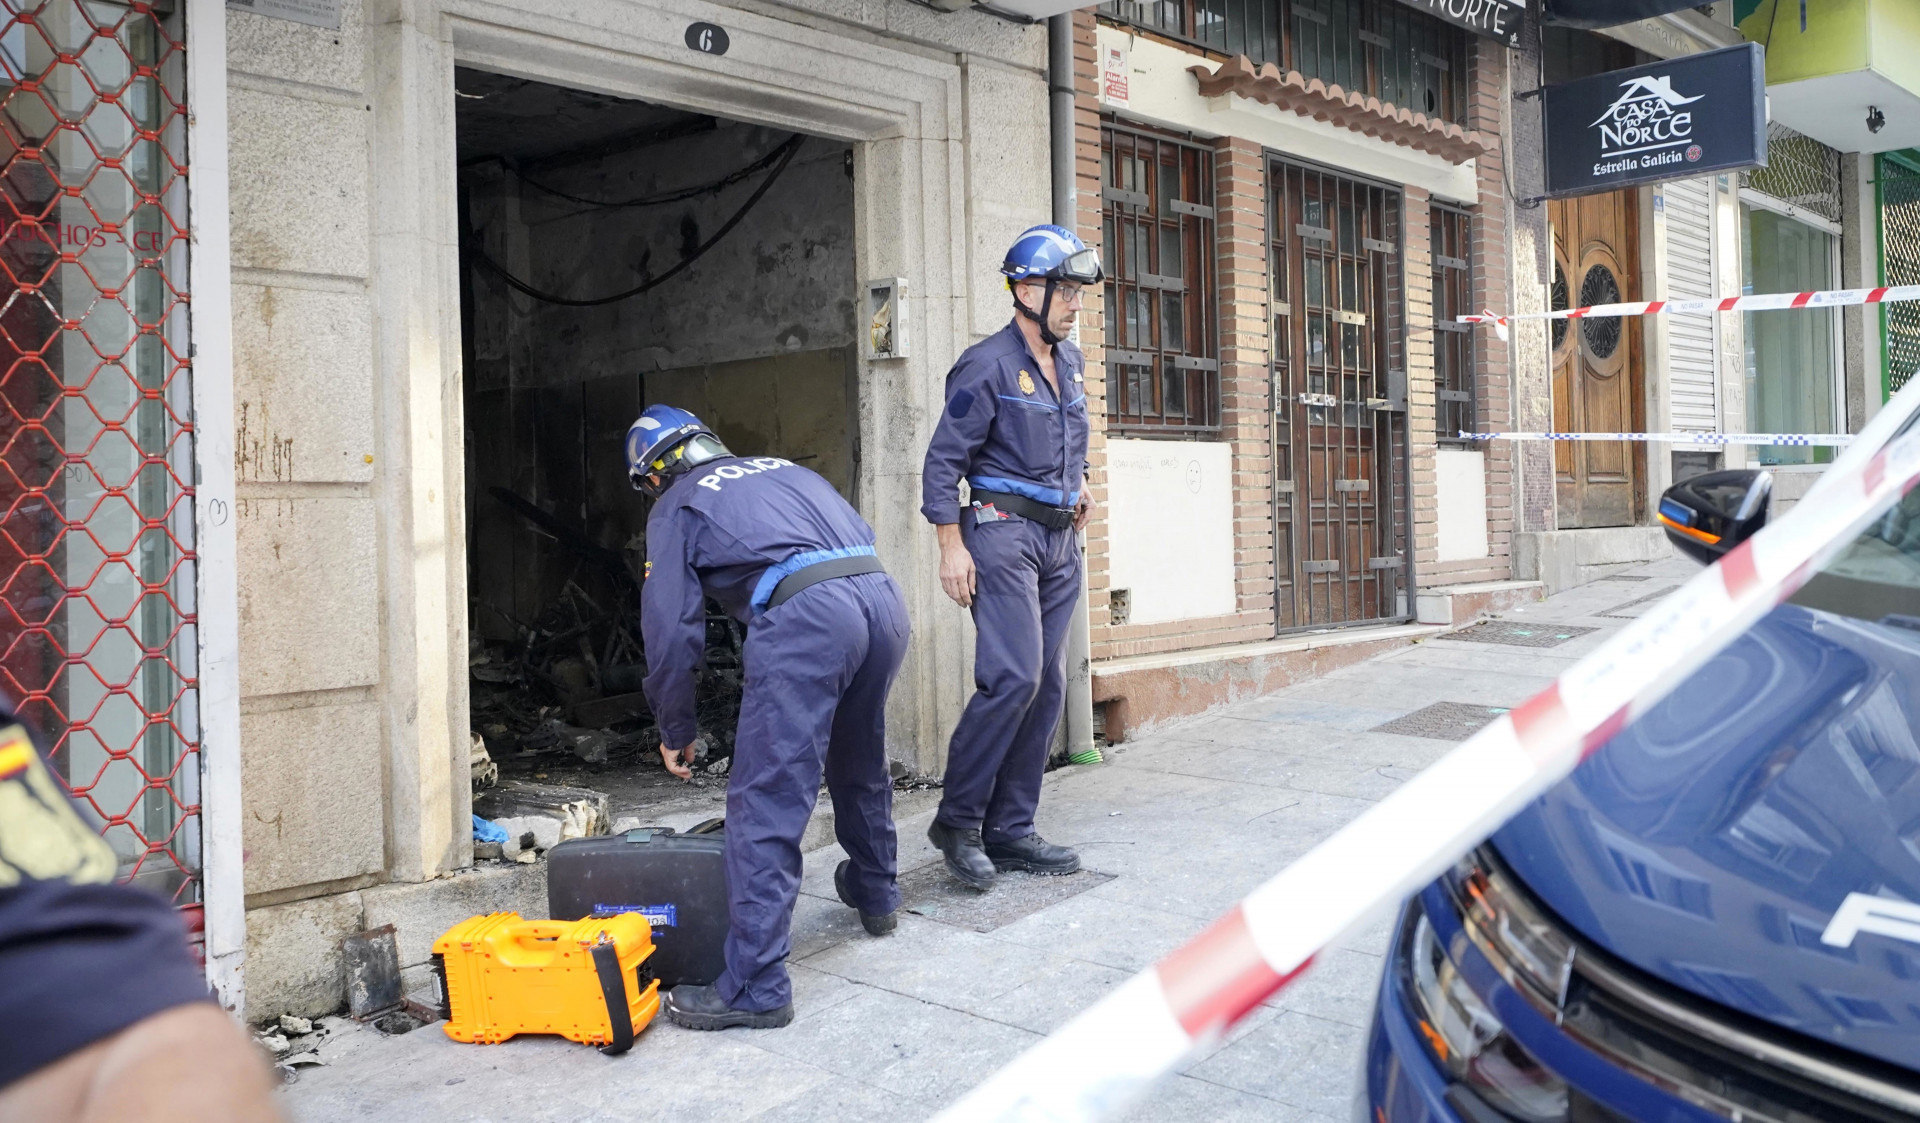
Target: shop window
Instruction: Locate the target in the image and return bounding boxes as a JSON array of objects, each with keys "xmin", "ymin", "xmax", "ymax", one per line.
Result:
[
  {"xmin": 1101, "ymin": 123, "xmax": 1220, "ymax": 436},
  {"xmin": 1099, "ymin": 0, "xmax": 1469, "ymax": 125},
  {"xmin": 1430, "ymin": 204, "xmax": 1472, "ymax": 443},
  {"xmin": 1741, "ymin": 201, "xmax": 1839, "ymax": 466},
  {"xmin": 0, "ymin": 3, "xmax": 199, "ymax": 906}
]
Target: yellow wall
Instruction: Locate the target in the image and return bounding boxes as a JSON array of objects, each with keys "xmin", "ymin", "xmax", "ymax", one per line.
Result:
[{"xmin": 1738, "ymin": 0, "xmax": 1920, "ymax": 96}]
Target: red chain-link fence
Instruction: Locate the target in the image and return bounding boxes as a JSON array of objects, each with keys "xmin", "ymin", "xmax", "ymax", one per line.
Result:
[{"xmin": 0, "ymin": 1, "xmax": 198, "ymax": 923}]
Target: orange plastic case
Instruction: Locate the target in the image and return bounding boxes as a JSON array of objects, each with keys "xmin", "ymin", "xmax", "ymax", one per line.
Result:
[{"xmin": 432, "ymin": 912, "xmax": 660, "ymax": 1051}]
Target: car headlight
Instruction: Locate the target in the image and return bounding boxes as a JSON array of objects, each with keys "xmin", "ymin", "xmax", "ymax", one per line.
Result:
[{"xmin": 1399, "ymin": 852, "xmax": 1581, "ymax": 1123}]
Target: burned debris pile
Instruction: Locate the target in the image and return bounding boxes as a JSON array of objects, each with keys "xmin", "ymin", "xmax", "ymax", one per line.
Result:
[{"xmin": 468, "ymin": 487, "xmax": 745, "ymax": 783}]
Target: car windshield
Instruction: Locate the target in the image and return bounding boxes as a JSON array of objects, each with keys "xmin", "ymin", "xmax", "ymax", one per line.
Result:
[{"xmin": 1786, "ymin": 483, "xmax": 1920, "ymax": 625}]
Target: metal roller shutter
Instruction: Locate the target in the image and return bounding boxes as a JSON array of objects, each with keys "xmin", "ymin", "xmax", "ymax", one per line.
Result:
[{"xmin": 1665, "ymin": 177, "xmax": 1719, "ymax": 435}]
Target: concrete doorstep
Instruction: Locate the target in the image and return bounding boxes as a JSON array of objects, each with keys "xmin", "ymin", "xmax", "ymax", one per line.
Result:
[{"xmin": 272, "ymin": 557, "xmax": 1694, "ymax": 1122}]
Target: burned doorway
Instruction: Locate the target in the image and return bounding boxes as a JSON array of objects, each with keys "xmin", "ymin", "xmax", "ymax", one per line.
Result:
[
  {"xmin": 453, "ymin": 70, "xmax": 858, "ymax": 812},
  {"xmin": 1267, "ymin": 159, "xmax": 1410, "ymax": 630}
]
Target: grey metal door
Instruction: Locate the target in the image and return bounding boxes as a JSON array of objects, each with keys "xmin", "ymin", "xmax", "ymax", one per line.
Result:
[{"xmin": 1268, "ymin": 159, "xmax": 1409, "ymax": 629}]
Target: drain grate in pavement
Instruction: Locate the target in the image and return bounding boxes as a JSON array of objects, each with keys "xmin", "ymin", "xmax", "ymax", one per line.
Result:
[
  {"xmin": 1597, "ymin": 588, "xmax": 1676, "ymax": 619},
  {"xmin": 1442, "ymin": 620, "xmax": 1596, "ymax": 648},
  {"xmin": 1372, "ymin": 701, "xmax": 1510, "ymax": 741},
  {"xmin": 895, "ymin": 862, "xmax": 1114, "ymax": 933}
]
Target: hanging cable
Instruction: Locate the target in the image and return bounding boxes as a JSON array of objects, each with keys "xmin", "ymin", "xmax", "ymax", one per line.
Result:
[
  {"xmin": 467, "ymin": 134, "xmax": 804, "ymax": 308},
  {"xmin": 512, "ymin": 137, "xmax": 794, "ymax": 209}
]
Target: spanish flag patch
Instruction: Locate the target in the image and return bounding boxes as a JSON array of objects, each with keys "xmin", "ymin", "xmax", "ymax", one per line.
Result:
[
  {"xmin": 0, "ymin": 732, "xmax": 30, "ymax": 782},
  {"xmin": 0, "ymin": 722, "xmax": 118, "ymax": 889}
]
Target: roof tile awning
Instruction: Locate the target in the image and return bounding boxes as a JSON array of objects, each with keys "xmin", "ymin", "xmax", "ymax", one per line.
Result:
[{"xmin": 1190, "ymin": 56, "xmax": 1497, "ymax": 166}]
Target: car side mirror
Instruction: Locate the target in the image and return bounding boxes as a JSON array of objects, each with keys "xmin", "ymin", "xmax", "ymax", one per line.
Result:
[{"xmin": 1659, "ymin": 469, "xmax": 1772, "ymax": 565}]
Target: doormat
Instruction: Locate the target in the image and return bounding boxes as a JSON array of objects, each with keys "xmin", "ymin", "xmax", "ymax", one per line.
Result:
[
  {"xmin": 1597, "ymin": 589, "xmax": 1676, "ymax": 619},
  {"xmin": 895, "ymin": 862, "xmax": 1114, "ymax": 933},
  {"xmin": 1371, "ymin": 701, "xmax": 1509, "ymax": 741},
  {"xmin": 1442, "ymin": 620, "xmax": 1596, "ymax": 648}
]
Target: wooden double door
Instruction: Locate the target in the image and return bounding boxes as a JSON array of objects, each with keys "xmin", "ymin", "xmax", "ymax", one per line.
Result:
[{"xmin": 1550, "ymin": 192, "xmax": 1645, "ymax": 528}]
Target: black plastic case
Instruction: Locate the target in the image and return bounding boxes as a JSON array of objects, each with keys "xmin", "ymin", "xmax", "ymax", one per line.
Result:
[{"xmin": 545, "ymin": 822, "xmax": 728, "ymax": 989}]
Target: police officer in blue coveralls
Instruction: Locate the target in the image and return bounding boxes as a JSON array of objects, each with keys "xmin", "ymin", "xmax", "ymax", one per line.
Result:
[
  {"xmin": 921, "ymin": 225, "xmax": 1101, "ymax": 890},
  {"xmin": 628, "ymin": 406, "xmax": 911, "ymax": 1031}
]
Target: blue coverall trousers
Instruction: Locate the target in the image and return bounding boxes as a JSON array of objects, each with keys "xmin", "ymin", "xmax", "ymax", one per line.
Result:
[
  {"xmin": 715, "ymin": 572, "xmax": 910, "ymax": 1013},
  {"xmin": 936, "ymin": 513, "xmax": 1082, "ymax": 845}
]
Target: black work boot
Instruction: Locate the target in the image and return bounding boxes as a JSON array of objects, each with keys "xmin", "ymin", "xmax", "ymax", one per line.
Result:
[
  {"xmin": 663, "ymin": 984, "xmax": 793, "ymax": 1031},
  {"xmin": 926, "ymin": 820, "xmax": 997, "ymax": 890},
  {"xmin": 985, "ymin": 833, "xmax": 1081, "ymax": 876},
  {"xmin": 834, "ymin": 859, "xmax": 898, "ymax": 936}
]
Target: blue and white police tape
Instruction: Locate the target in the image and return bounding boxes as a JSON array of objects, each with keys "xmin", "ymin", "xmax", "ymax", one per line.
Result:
[{"xmin": 1459, "ymin": 431, "xmax": 1854, "ymax": 447}]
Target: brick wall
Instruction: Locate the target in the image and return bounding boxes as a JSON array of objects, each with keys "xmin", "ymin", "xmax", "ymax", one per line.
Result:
[
  {"xmin": 1406, "ymin": 184, "xmax": 1438, "ymax": 574},
  {"xmin": 1091, "ymin": 136, "xmax": 1277, "ymax": 661},
  {"xmin": 1073, "ymin": 11, "xmax": 1113, "ymax": 641},
  {"xmin": 1421, "ymin": 36, "xmax": 1519, "ymax": 585},
  {"xmin": 1079, "ymin": 10, "xmax": 1523, "ymax": 668},
  {"xmin": 1076, "ymin": 11, "xmax": 1281, "ymax": 662}
]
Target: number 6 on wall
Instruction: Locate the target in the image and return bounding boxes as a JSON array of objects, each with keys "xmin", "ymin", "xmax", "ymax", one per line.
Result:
[{"xmin": 684, "ymin": 22, "xmax": 730, "ymax": 56}]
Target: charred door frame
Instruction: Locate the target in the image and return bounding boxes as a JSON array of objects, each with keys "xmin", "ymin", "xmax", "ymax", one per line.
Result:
[{"xmin": 1266, "ymin": 155, "xmax": 1412, "ymax": 632}]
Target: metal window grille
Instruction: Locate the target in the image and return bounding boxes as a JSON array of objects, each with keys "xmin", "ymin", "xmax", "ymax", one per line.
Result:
[
  {"xmin": 1431, "ymin": 203, "xmax": 1472, "ymax": 443},
  {"xmin": 1269, "ymin": 158, "xmax": 1407, "ymax": 630},
  {"xmin": 1102, "ymin": 123, "xmax": 1220, "ymax": 435},
  {"xmin": 1884, "ymin": 153, "xmax": 1920, "ymax": 397},
  {"xmin": 0, "ymin": 3, "xmax": 199, "ymax": 912},
  {"xmin": 1742, "ymin": 122, "xmax": 1842, "ymax": 223},
  {"xmin": 1098, "ymin": 0, "xmax": 1470, "ymax": 125}
]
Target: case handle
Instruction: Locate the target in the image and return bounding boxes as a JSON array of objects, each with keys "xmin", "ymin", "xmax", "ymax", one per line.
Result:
[{"xmin": 510, "ymin": 922, "xmax": 569, "ymax": 945}]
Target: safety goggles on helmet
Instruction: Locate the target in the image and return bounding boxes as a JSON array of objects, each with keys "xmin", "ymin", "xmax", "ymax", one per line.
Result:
[
  {"xmin": 628, "ymin": 433, "xmax": 732, "ymax": 498},
  {"xmin": 1054, "ymin": 246, "xmax": 1104, "ymax": 286},
  {"xmin": 1000, "ymin": 224, "xmax": 1105, "ymax": 286},
  {"xmin": 625, "ymin": 405, "xmax": 729, "ymax": 497}
]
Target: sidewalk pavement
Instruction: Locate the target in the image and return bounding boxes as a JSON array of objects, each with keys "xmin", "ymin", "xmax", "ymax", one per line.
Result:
[{"xmin": 278, "ymin": 558, "xmax": 1693, "ymax": 1122}]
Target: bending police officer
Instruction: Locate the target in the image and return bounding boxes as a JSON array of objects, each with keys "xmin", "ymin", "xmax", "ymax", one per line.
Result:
[
  {"xmin": 631, "ymin": 406, "xmax": 910, "ymax": 1030},
  {"xmin": 920, "ymin": 225, "xmax": 1101, "ymax": 889}
]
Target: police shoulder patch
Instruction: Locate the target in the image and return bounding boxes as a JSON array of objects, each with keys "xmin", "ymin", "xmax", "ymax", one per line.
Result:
[{"xmin": 0, "ymin": 723, "xmax": 118, "ymax": 889}]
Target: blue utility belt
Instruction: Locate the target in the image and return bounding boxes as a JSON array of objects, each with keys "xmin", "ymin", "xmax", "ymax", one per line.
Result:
[
  {"xmin": 754, "ymin": 547, "xmax": 886, "ymax": 614},
  {"xmin": 972, "ymin": 489, "xmax": 1075, "ymax": 531}
]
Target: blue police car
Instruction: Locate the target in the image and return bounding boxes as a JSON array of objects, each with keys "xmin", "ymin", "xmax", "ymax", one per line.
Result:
[{"xmin": 1364, "ymin": 436, "xmax": 1920, "ymax": 1121}]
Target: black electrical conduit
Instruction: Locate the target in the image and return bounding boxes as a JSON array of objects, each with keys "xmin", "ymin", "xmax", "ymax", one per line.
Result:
[
  {"xmin": 466, "ymin": 133, "xmax": 804, "ymax": 308},
  {"xmin": 511, "ymin": 135, "xmax": 797, "ymax": 209}
]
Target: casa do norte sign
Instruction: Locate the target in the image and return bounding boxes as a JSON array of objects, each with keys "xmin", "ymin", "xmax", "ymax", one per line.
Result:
[
  {"xmin": 1542, "ymin": 43, "xmax": 1767, "ymax": 199},
  {"xmin": 1388, "ymin": 0, "xmax": 1524, "ymax": 46}
]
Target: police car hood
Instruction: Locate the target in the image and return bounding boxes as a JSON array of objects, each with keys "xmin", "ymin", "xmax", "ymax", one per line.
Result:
[{"xmin": 1492, "ymin": 599, "xmax": 1920, "ymax": 1074}]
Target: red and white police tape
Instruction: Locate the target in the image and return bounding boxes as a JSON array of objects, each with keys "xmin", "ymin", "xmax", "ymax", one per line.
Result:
[
  {"xmin": 1457, "ymin": 282, "xmax": 1920, "ymax": 341},
  {"xmin": 935, "ymin": 382, "xmax": 1920, "ymax": 1123},
  {"xmin": 1458, "ymin": 431, "xmax": 1853, "ymax": 446}
]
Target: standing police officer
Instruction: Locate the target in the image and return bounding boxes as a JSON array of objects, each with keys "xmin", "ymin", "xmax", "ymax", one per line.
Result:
[
  {"xmin": 630, "ymin": 406, "xmax": 910, "ymax": 1030},
  {"xmin": 920, "ymin": 225, "xmax": 1101, "ymax": 889}
]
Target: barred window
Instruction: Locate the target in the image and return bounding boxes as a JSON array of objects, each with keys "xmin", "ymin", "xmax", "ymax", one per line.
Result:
[
  {"xmin": 1431, "ymin": 204, "xmax": 1472, "ymax": 443},
  {"xmin": 1102, "ymin": 123, "xmax": 1220, "ymax": 435},
  {"xmin": 1099, "ymin": 0, "xmax": 1470, "ymax": 125}
]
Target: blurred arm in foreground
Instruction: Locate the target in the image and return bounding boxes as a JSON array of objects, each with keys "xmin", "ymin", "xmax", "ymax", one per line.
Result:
[{"xmin": 0, "ymin": 704, "xmax": 281, "ymax": 1123}]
